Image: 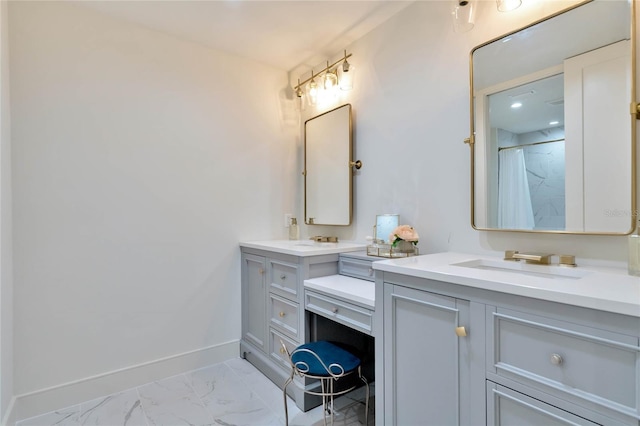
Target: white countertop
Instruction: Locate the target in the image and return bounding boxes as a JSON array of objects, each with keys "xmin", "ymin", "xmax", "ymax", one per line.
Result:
[
  {"xmin": 240, "ymin": 240, "xmax": 367, "ymax": 257},
  {"xmin": 373, "ymin": 252, "xmax": 640, "ymax": 317},
  {"xmin": 304, "ymin": 275, "xmax": 375, "ymax": 309}
]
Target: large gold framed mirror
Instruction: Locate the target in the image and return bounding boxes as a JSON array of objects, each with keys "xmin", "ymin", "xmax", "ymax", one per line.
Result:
[
  {"xmin": 469, "ymin": 0, "xmax": 636, "ymax": 234},
  {"xmin": 304, "ymin": 104, "xmax": 354, "ymax": 226}
]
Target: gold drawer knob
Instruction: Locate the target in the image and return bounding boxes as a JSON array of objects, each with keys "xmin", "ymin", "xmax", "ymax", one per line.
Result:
[
  {"xmin": 455, "ymin": 326, "xmax": 467, "ymax": 337},
  {"xmin": 280, "ymin": 347, "xmax": 286, "ymax": 354},
  {"xmin": 550, "ymin": 353, "xmax": 563, "ymax": 365},
  {"xmin": 259, "ymin": 268, "xmax": 265, "ymax": 275},
  {"xmin": 279, "ymin": 311, "xmax": 285, "ymax": 318}
]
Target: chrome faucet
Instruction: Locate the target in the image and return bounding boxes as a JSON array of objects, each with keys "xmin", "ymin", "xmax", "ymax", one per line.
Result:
[{"xmin": 504, "ymin": 251, "xmax": 576, "ymax": 267}]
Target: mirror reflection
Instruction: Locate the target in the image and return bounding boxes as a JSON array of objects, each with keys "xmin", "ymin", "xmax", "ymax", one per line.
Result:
[
  {"xmin": 304, "ymin": 104, "xmax": 352, "ymax": 226},
  {"xmin": 375, "ymin": 214, "xmax": 399, "ymax": 243},
  {"xmin": 471, "ymin": 0, "xmax": 634, "ymax": 234}
]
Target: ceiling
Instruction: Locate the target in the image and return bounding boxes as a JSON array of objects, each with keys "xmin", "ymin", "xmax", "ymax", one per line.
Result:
[{"xmin": 76, "ymin": 0, "xmax": 414, "ymax": 73}]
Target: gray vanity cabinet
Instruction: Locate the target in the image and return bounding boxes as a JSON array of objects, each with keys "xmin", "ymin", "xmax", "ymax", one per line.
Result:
[
  {"xmin": 382, "ymin": 283, "xmax": 483, "ymax": 425},
  {"xmin": 376, "ymin": 270, "xmax": 640, "ymax": 426},
  {"xmin": 240, "ymin": 246, "xmax": 343, "ymax": 411}
]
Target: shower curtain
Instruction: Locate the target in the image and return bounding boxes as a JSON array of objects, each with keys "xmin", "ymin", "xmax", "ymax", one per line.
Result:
[{"xmin": 497, "ymin": 148, "xmax": 535, "ymax": 229}]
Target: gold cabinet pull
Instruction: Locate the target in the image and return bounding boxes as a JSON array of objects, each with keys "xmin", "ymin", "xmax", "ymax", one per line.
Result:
[
  {"xmin": 455, "ymin": 326, "xmax": 467, "ymax": 337},
  {"xmin": 279, "ymin": 311, "xmax": 285, "ymax": 318},
  {"xmin": 280, "ymin": 347, "xmax": 286, "ymax": 354},
  {"xmin": 258, "ymin": 268, "xmax": 265, "ymax": 275}
]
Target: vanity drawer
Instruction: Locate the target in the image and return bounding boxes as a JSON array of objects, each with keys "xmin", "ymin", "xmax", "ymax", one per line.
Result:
[
  {"xmin": 339, "ymin": 257, "xmax": 374, "ymax": 281},
  {"xmin": 305, "ymin": 290, "xmax": 374, "ymax": 335},
  {"xmin": 488, "ymin": 307, "xmax": 640, "ymax": 417},
  {"xmin": 487, "ymin": 382, "xmax": 599, "ymax": 426},
  {"xmin": 269, "ymin": 327, "xmax": 298, "ymax": 372},
  {"xmin": 268, "ymin": 260, "xmax": 298, "ymax": 300},
  {"xmin": 269, "ymin": 294, "xmax": 299, "ymax": 339}
]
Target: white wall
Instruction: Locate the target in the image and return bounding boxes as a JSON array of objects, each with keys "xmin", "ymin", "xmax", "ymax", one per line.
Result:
[
  {"xmin": 0, "ymin": 0, "xmax": 14, "ymax": 420},
  {"xmin": 299, "ymin": 0, "xmax": 630, "ymax": 265},
  {"xmin": 9, "ymin": 0, "xmax": 296, "ymax": 412}
]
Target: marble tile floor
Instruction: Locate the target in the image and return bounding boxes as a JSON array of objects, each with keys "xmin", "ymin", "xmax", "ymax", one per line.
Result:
[{"xmin": 16, "ymin": 357, "xmax": 373, "ymax": 426}]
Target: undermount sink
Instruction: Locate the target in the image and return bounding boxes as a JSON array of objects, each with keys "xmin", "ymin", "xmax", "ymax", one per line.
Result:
[
  {"xmin": 451, "ymin": 259, "xmax": 591, "ymax": 280},
  {"xmin": 293, "ymin": 241, "xmax": 336, "ymax": 246}
]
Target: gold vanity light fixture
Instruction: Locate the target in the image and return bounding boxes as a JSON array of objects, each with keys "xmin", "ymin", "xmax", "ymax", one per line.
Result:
[
  {"xmin": 295, "ymin": 51, "xmax": 354, "ymax": 104},
  {"xmin": 496, "ymin": 0, "xmax": 522, "ymax": 12}
]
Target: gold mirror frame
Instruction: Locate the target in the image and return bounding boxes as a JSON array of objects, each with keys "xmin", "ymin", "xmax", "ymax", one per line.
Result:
[
  {"xmin": 304, "ymin": 104, "xmax": 354, "ymax": 226},
  {"xmin": 468, "ymin": 0, "xmax": 637, "ymax": 235}
]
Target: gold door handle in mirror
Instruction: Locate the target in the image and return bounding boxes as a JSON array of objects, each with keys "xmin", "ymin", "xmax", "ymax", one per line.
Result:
[
  {"xmin": 455, "ymin": 326, "xmax": 467, "ymax": 337},
  {"xmin": 349, "ymin": 160, "xmax": 362, "ymax": 169}
]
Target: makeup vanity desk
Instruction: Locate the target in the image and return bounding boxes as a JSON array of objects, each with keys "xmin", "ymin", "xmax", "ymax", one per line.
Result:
[{"xmin": 239, "ymin": 241, "xmax": 376, "ymax": 412}]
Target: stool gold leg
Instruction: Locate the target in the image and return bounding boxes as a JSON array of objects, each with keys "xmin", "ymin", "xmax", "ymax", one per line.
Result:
[
  {"xmin": 283, "ymin": 373, "xmax": 293, "ymax": 426},
  {"xmin": 359, "ymin": 366, "xmax": 370, "ymax": 425},
  {"xmin": 321, "ymin": 378, "xmax": 328, "ymax": 426}
]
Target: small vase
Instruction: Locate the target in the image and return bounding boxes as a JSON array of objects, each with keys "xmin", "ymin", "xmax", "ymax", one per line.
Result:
[{"xmin": 393, "ymin": 240, "xmax": 416, "ymax": 254}]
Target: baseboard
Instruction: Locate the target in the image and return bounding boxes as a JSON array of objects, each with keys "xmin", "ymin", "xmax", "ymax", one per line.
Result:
[
  {"xmin": 1, "ymin": 396, "xmax": 16, "ymax": 426},
  {"xmin": 8, "ymin": 340, "xmax": 239, "ymax": 424}
]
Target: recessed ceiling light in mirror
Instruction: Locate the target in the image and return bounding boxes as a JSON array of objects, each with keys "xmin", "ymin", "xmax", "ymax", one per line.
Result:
[{"xmin": 510, "ymin": 102, "xmax": 522, "ymax": 108}]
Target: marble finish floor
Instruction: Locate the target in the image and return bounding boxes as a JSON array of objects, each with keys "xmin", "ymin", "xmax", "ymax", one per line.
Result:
[{"xmin": 16, "ymin": 357, "xmax": 373, "ymax": 426}]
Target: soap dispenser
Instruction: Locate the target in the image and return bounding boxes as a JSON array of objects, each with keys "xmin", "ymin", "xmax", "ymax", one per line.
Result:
[
  {"xmin": 629, "ymin": 219, "xmax": 640, "ymax": 276},
  {"xmin": 289, "ymin": 217, "xmax": 299, "ymax": 240}
]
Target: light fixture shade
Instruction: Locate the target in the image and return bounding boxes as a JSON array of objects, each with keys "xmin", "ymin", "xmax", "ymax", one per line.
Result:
[
  {"xmin": 324, "ymin": 70, "xmax": 338, "ymax": 90},
  {"xmin": 451, "ymin": 0, "xmax": 475, "ymax": 33},
  {"xmin": 338, "ymin": 60, "xmax": 354, "ymax": 91},
  {"xmin": 307, "ymin": 78, "xmax": 318, "ymax": 106},
  {"xmin": 496, "ymin": 0, "xmax": 522, "ymax": 12},
  {"xmin": 298, "ymin": 92, "xmax": 307, "ymax": 111}
]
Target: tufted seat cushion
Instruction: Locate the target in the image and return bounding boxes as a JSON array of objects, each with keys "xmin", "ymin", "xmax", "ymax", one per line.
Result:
[{"xmin": 291, "ymin": 341, "xmax": 361, "ymax": 377}]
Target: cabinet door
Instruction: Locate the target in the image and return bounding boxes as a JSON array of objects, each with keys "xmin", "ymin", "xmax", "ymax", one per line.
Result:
[
  {"xmin": 384, "ymin": 284, "xmax": 471, "ymax": 425},
  {"xmin": 241, "ymin": 253, "xmax": 267, "ymax": 352}
]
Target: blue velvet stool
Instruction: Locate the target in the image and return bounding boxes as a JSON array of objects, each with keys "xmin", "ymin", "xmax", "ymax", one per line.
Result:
[{"xmin": 282, "ymin": 340, "xmax": 370, "ymax": 426}]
